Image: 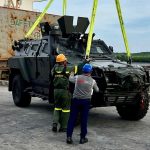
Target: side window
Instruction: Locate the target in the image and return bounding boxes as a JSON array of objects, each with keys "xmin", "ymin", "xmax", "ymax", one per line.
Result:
[
  {"xmin": 24, "ymin": 44, "xmax": 30, "ymax": 54},
  {"xmin": 42, "ymin": 42, "xmax": 49, "ymax": 54},
  {"xmin": 31, "ymin": 44, "xmax": 39, "ymax": 51}
]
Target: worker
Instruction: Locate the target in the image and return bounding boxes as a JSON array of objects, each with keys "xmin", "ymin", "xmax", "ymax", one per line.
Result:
[
  {"xmin": 52, "ymin": 54, "xmax": 74, "ymax": 132},
  {"xmin": 66, "ymin": 63, "xmax": 99, "ymax": 144}
]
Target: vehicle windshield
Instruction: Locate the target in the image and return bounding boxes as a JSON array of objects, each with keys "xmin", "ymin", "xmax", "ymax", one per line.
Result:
[
  {"xmin": 91, "ymin": 46, "xmax": 105, "ymax": 54},
  {"xmin": 90, "ymin": 42, "xmax": 111, "ymax": 55},
  {"xmin": 55, "ymin": 39, "xmax": 113, "ymax": 61}
]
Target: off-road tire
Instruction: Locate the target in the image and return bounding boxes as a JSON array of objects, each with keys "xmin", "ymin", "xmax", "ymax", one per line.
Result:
[
  {"xmin": 12, "ymin": 74, "xmax": 31, "ymax": 107},
  {"xmin": 116, "ymin": 92, "xmax": 149, "ymax": 120}
]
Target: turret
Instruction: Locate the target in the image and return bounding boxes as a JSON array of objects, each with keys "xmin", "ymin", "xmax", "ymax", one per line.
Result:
[
  {"xmin": 39, "ymin": 16, "xmax": 89, "ymax": 39},
  {"xmin": 58, "ymin": 16, "xmax": 89, "ymax": 38}
]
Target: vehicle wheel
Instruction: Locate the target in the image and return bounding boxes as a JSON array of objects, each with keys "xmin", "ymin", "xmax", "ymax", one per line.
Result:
[
  {"xmin": 12, "ymin": 74, "xmax": 31, "ymax": 107},
  {"xmin": 116, "ymin": 92, "xmax": 149, "ymax": 120}
]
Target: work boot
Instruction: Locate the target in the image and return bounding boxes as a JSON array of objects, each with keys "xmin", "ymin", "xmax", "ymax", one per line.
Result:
[
  {"xmin": 52, "ymin": 123, "xmax": 57, "ymax": 132},
  {"xmin": 79, "ymin": 137, "xmax": 88, "ymax": 144},
  {"xmin": 59, "ymin": 128, "xmax": 67, "ymax": 132},
  {"xmin": 66, "ymin": 137, "xmax": 73, "ymax": 144}
]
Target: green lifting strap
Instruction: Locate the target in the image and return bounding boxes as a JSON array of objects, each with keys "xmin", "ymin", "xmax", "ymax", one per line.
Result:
[
  {"xmin": 85, "ymin": 0, "xmax": 99, "ymax": 59},
  {"xmin": 115, "ymin": 0, "xmax": 131, "ymax": 62},
  {"xmin": 63, "ymin": 0, "xmax": 67, "ymax": 15},
  {"xmin": 25, "ymin": 0, "xmax": 54, "ymax": 38}
]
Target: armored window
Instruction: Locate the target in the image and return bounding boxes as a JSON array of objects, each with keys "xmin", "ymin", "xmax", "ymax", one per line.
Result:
[
  {"xmin": 24, "ymin": 44, "xmax": 31, "ymax": 54},
  {"xmin": 91, "ymin": 46, "xmax": 104, "ymax": 54},
  {"xmin": 42, "ymin": 43, "xmax": 49, "ymax": 54},
  {"xmin": 96, "ymin": 46, "xmax": 103, "ymax": 53},
  {"xmin": 91, "ymin": 44, "xmax": 110, "ymax": 54},
  {"xmin": 31, "ymin": 44, "xmax": 39, "ymax": 51}
]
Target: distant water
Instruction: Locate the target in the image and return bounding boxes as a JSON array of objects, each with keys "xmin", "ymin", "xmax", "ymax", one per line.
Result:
[{"xmin": 132, "ymin": 62, "xmax": 150, "ymax": 66}]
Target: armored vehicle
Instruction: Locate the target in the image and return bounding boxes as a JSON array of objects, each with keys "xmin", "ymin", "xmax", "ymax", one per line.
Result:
[{"xmin": 8, "ymin": 16, "xmax": 150, "ymax": 120}]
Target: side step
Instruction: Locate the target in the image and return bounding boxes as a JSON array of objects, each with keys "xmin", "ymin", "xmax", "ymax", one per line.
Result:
[
  {"xmin": 28, "ymin": 92, "xmax": 48, "ymax": 100},
  {"xmin": 24, "ymin": 88, "xmax": 48, "ymax": 100}
]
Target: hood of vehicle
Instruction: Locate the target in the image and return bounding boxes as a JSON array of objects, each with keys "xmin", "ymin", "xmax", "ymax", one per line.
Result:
[
  {"xmin": 90, "ymin": 59, "xmax": 143, "ymax": 70},
  {"xmin": 90, "ymin": 59, "xmax": 146, "ymax": 79}
]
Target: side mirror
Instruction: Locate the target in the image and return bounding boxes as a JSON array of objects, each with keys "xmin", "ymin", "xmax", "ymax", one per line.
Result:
[{"xmin": 109, "ymin": 46, "xmax": 113, "ymax": 52}]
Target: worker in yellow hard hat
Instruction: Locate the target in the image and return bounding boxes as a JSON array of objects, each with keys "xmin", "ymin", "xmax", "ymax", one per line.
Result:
[{"xmin": 51, "ymin": 54, "xmax": 76, "ymax": 132}]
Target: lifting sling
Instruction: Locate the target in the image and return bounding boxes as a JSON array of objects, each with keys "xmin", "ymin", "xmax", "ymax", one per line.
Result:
[
  {"xmin": 85, "ymin": 0, "xmax": 99, "ymax": 59},
  {"xmin": 25, "ymin": 0, "xmax": 54, "ymax": 38},
  {"xmin": 25, "ymin": 0, "xmax": 132, "ymax": 63},
  {"xmin": 63, "ymin": 0, "xmax": 67, "ymax": 15},
  {"xmin": 25, "ymin": 0, "xmax": 67, "ymax": 38},
  {"xmin": 115, "ymin": 0, "xmax": 131, "ymax": 63}
]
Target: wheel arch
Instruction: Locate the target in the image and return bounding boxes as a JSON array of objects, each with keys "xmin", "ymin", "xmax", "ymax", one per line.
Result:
[
  {"xmin": 9, "ymin": 69, "xmax": 21, "ymax": 91},
  {"xmin": 11, "ymin": 74, "xmax": 31, "ymax": 107},
  {"xmin": 9, "ymin": 68, "xmax": 30, "ymax": 91},
  {"xmin": 8, "ymin": 57, "xmax": 30, "ymax": 91},
  {"xmin": 116, "ymin": 91, "xmax": 149, "ymax": 120}
]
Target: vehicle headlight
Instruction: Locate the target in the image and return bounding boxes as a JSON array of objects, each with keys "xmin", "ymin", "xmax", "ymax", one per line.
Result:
[{"xmin": 105, "ymin": 77, "xmax": 109, "ymax": 83}]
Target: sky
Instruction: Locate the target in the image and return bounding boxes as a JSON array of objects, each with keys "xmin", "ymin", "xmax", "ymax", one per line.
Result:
[{"xmin": 34, "ymin": 0, "xmax": 150, "ymax": 53}]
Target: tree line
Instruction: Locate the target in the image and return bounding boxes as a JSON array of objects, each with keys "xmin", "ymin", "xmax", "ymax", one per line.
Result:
[{"xmin": 116, "ymin": 52, "xmax": 150, "ymax": 62}]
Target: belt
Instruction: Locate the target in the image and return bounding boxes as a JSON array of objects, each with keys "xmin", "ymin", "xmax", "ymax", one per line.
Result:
[
  {"xmin": 54, "ymin": 75, "xmax": 64, "ymax": 77},
  {"xmin": 73, "ymin": 98, "xmax": 91, "ymax": 101}
]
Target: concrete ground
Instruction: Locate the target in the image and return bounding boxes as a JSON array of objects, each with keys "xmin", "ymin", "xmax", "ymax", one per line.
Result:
[{"xmin": 0, "ymin": 86, "xmax": 150, "ymax": 150}]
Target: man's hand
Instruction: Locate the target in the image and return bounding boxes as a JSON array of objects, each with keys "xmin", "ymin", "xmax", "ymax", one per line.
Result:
[{"xmin": 70, "ymin": 71, "xmax": 75, "ymax": 76}]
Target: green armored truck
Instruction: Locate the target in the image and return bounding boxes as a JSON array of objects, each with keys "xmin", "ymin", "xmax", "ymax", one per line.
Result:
[{"xmin": 8, "ymin": 16, "xmax": 150, "ymax": 120}]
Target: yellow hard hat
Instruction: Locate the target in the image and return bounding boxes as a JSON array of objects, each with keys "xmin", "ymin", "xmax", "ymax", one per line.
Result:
[{"xmin": 56, "ymin": 54, "xmax": 67, "ymax": 62}]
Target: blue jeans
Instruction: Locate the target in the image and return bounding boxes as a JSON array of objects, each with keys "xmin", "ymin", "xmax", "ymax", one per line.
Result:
[{"xmin": 67, "ymin": 98, "xmax": 90, "ymax": 138}]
